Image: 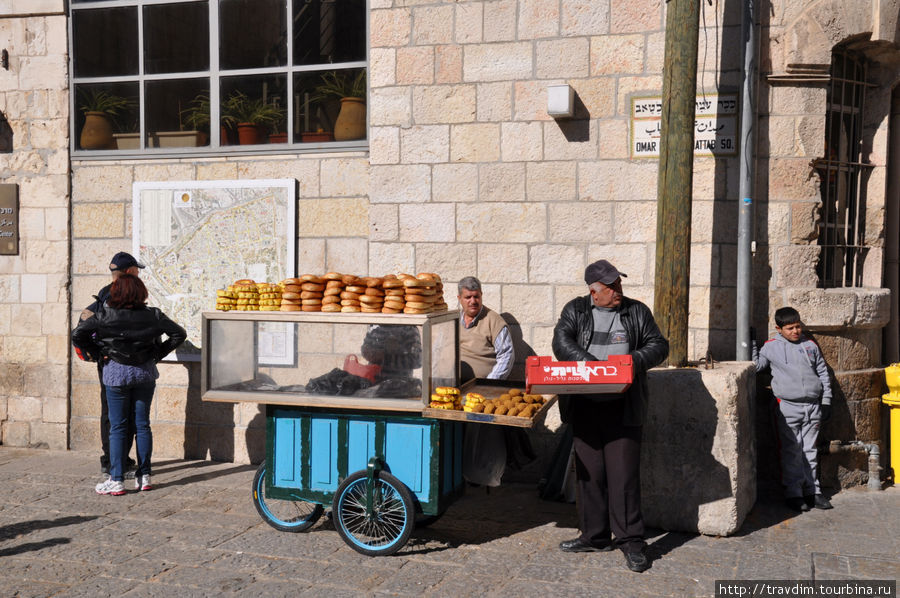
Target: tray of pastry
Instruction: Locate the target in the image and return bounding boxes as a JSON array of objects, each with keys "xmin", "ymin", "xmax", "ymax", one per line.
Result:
[{"xmin": 422, "ymin": 379, "xmax": 557, "ymax": 428}]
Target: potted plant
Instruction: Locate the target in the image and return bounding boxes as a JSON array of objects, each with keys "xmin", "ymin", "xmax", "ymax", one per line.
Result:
[
  {"xmin": 77, "ymin": 89, "xmax": 134, "ymax": 150},
  {"xmin": 221, "ymin": 91, "xmax": 286, "ymax": 145},
  {"xmin": 313, "ymin": 70, "xmax": 366, "ymax": 141}
]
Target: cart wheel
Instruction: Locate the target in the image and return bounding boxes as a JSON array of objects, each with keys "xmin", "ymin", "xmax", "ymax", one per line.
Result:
[
  {"xmin": 252, "ymin": 463, "xmax": 323, "ymax": 532},
  {"xmin": 332, "ymin": 470, "xmax": 414, "ymax": 556}
]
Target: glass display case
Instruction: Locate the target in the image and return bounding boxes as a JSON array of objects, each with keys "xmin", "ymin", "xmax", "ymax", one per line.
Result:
[{"xmin": 201, "ymin": 311, "xmax": 459, "ymax": 412}]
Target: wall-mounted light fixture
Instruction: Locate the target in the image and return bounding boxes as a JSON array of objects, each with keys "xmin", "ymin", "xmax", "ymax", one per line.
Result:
[{"xmin": 547, "ymin": 84, "xmax": 574, "ymax": 119}]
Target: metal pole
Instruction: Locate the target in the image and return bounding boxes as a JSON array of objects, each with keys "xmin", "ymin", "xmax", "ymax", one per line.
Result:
[
  {"xmin": 735, "ymin": 0, "xmax": 758, "ymax": 360},
  {"xmin": 654, "ymin": 0, "xmax": 701, "ymax": 367}
]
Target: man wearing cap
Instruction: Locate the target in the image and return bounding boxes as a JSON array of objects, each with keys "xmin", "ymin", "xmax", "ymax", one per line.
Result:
[
  {"xmin": 80, "ymin": 252, "xmax": 145, "ymax": 476},
  {"xmin": 551, "ymin": 259, "xmax": 668, "ymax": 573}
]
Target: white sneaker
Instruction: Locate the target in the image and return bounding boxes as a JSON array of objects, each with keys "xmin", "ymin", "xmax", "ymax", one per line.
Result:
[
  {"xmin": 135, "ymin": 474, "xmax": 152, "ymax": 491},
  {"xmin": 95, "ymin": 479, "xmax": 126, "ymax": 496}
]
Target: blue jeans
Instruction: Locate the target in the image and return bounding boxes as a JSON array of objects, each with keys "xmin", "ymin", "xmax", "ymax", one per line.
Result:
[{"xmin": 106, "ymin": 382, "xmax": 155, "ymax": 481}]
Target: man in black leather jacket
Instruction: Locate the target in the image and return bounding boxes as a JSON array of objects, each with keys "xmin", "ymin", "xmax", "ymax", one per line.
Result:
[{"xmin": 552, "ymin": 259, "xmax": 668, "ymax": 573}]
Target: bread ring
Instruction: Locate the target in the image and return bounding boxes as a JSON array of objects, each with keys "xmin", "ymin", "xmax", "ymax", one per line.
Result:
[
  {"xmin": 435, "ymin": 386, "xmax": 460, "ymax": 396},
  {"xmin": 340, "ymin": 299, "xmax": 361, "ymax": 306},
  {"xmin": 341, "ymin": 305, "xmax": 361, "ymax": 312},
  {"xmin": 300, "ymin": 274, "xmax": 324, "ymax": 283},
  {"xmin": 301, "ymin": 304, "xmax": 321, "ymax": 312},
  {"xmin": 300, "ymin": 290, "xmax": 323, "ymax": 299},
  {"xmin": 381, "ymin": 307, "xmax": 403, "ymax": 314},
  {"xmin": 323, "ymin": 272, "xmax": 343, "ymax": 280},
  {"xmin": 363, "ymin": 287, "xmax": 385, "ymax": 296},
  {"xmin": 300, "ymin": 282, "xmax": 325, "ymax": 292},
  {"xmin": 403, "ymin": 307, "xmax": 430, "ymax": 314},
  {"xmin": 281, "ymin": 291, "xmax": 301, "ymax": 300},
  {"xmin": 341, "ymin": 274, "xmax": 359, "ymax": 285},
  {"xmin": 325, "ymin": 280, "xmax": 344, "ymax": 289},
  {"xmin": 340, "ymin": 291, "xmax": 361, "ymax": 300},
  {"xmin": 404, "ymin": 287, "xmax": 436, "ymax": 295},
  {"xmin": 383, "ymin": 300, "xmax": 406, "ymax": 310},
  {"xmin": 465, "ymin": 392, "xmax": 485, "ymax": 403},
  {"xmin": 416, "ymin": 272, "xmax": 439, "ymax": 281},
  {"xmin": 283, "ymin": 284, "xmax": 302, "ymax": 293},
  {"xmin": 382, "ymin": 278, "xmax": 404, "ymax": 289},
  {"xmin": 358, "ymin": 295, "xmax": 384, "ymax": 304},
  {"xmin": 345, "ymin": 285, "xmax": 367, "ymax": 294},
  {"xmin": 281, "ymin": 278, "xmax": 302, "ymax": 286},
  {"xmin": 280, "ymin": 304, "xmax": 302, "ymax": 311},
  {"xmin": 234, "ymin": 279, "xmax": 255, "ymax": 284},
  {"xmin": 360, "ymin": 306, "xmax": 382, "ymax": 313},
  {"xmin": 405, "ymin": 301, "xmax": 433, "ymax": 310},
  {"xmin": 321, "ymin": 303, "xmax": 342, "ymax": 312},
  {"xmin": 322, "ymin": 295, "xmax": 341, "ymax": 305},
  {"xmin": 384, "ymin": 288, "xmax": 405, "ymax": 296},
  {"xmin": 323, "ymin": 287, "xmax": 342, "ymax": 296},
  {"xmin": 301, "ymin": 298, "xmax": 322, "ymax": 305},
  {"xmin": 363, "ymin": 277, "xmax": 384, "ymax": 288},
  {"xmin": 402, "ymin": 278, "xmax": 432, "ymax": 288}
]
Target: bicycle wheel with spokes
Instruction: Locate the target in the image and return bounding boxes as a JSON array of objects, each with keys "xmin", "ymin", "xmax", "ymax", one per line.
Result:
[
  {"xmin": 332, "ymin": 470, "xmax": 414, "ymax": 556},
  {"xmin": 252, "ymin": 463, "xmax": 323, "ymax": 532}
]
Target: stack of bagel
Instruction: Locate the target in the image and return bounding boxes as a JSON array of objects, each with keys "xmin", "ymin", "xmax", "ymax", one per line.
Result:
[
  {"xmin": 381, "ymin": 275, "xmax": 406, "ymax": 313},
  {"xmin": 401, "ymin": 272, "xmax": 441, "ymax": 314},
  {"xmin": 279, "ymin": 277, "xmax": 303, "ymax": 311},
  {"xmin": 430, "ymin": 386, "xmax": 461, "ymax": 410},
  {"xmin": 215, "ymin": 288, "xmax": 238, "ymax": 311},
  {"xmin": 321, "ymin": 272, "xmax": 345, "ymax": 312},
  {"xmin": 257, "ymin": 282, "xmax": 282, "ymax": 311},
  {"xmin": 233, "ymin": 279, "xmax": 260, "ymax": 311}
]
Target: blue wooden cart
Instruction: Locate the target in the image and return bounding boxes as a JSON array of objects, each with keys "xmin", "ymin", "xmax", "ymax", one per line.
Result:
[{"xmin": 252, "ymin": 405, "xmax": 464, "ymax": 556}]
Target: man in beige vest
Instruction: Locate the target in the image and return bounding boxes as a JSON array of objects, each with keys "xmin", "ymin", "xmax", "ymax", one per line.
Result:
[{"xmin": 458, "ymin": 276, "xmax": 512, "ymax": 381}]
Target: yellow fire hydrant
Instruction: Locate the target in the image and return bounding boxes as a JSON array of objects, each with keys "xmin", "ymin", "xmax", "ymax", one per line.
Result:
[{"xmin": 882, "ymin": 363, "xmax": 900, "ymax": 480}]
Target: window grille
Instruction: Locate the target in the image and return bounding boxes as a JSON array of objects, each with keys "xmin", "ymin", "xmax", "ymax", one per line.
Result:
[{"xmin": 813, "ymin": 50, "xmax": 873, "ymax": 288}]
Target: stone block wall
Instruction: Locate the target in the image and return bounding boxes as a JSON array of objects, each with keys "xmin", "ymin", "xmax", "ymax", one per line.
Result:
[{"xmin": 0, "ymin": 1, "xmax": 69, "ymax": 449}]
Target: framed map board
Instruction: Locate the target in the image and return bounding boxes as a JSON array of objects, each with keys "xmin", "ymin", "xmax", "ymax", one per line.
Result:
[{"xmin": 133, "ymin": 179, "xmax": 296, "ymax": 360}]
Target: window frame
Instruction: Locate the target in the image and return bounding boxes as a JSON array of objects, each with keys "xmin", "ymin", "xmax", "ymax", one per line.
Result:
[{"xmin": 68, "ymin": 0, "xmax": 369, "ymax": 158}]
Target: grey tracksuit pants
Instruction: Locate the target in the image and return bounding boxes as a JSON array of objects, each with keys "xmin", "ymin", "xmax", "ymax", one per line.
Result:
[{"xmin": 775, "ymin": 399, "xmax": 822, "ymax": 497}]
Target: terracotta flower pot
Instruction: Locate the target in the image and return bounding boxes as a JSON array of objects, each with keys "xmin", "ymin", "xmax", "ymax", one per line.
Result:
[
  {"xmin": 80, "ymin": 111, "xmax": 114, "ymax": 150},
  {"xmin": 268, "ymin": 132, "xmax": 288, "ymax": 144},
  {"xmin": 333, "ymin": 97, "xmax": 366, "ymax": 141},
  {"xmin": 237, "ymin": 123, "xmax": 266, "ymax": 145}
]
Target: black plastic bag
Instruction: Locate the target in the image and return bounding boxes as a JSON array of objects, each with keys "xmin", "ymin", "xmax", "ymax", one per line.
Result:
[{"xmin": 306, "ymin": 368, "xmax": 373, "ymax": 395}]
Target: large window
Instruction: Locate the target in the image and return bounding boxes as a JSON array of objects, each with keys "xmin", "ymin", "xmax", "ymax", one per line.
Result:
[
  {"xmin": 813, "ymin": 49, "xmax": 873, "ymax": 288},
  {"xmin": 70, "ymin": 0, "xmax": 367, "ymax": 155}
]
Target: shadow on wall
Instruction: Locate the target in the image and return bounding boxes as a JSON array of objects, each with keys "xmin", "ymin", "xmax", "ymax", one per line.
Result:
[
  {"xmin": 182, "ymin": 362, "xmax": 235, "ymax": 461},
  {"xmin": 0, "ymin": 112, "xmax": 11, "ymax": 153},
  {"xmin": 642, "ymin": 368, "xmax": 735, "ymax": 533},
  {"xmin": 501, "ymin": 312, "xmax": 536, "ymax": 382}
]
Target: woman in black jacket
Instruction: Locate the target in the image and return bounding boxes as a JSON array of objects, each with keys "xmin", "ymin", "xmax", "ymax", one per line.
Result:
[{"xmin": 73, "ymin": 274, "xmax": 186, "ymax": 495}]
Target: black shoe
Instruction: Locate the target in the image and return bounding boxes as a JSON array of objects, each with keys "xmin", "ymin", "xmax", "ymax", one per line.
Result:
[
  {"xmin": 812, "ymin": 494, "xmax": 833, "ymax": 510},
  {"xmin": 786, "ymin": 497, "xmax": 810, "ymax": 512},
  {"xmin": 623, "ymin": 548, "xmax": 650, "ymax": 572},
  {"xmin": 559, "ymin": 538, "xmax": 615, "ymax": 553}
]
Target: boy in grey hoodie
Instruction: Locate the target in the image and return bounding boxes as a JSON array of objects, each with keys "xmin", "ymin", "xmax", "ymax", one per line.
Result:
[{"xmin": 753, "ymin": 306, "xmax": 833, "ymax": 512}]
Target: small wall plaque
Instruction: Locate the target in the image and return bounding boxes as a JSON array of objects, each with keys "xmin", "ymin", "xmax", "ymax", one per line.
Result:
[{"xmin": 0, "ymin": 184, "xmax": 18, "ymax": 255}]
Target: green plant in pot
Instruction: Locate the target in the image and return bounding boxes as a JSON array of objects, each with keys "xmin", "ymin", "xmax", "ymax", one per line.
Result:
[
  {"xmin": 221, "ymin": 91, "xmax": 286, "ymax": 145},
  {"xmin": 77, "ymin": 89, "xmax": 134, "ymax": 150},
  {"xmin": 313, "ymin": 70, "xmax": 366, "ymax": 141}
]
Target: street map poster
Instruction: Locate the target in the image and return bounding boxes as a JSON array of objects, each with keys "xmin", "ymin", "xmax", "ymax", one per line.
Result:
[
  {"xmin": 631, "ymin": 94, "xmax": 738, "ymax": 158},
  {"xmin": 133, "ymin": 179, "xmax": 296, "ymax": 359}
]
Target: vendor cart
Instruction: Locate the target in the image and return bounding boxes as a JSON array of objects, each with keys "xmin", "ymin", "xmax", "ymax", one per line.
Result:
[{"xmin": 201, "ymin": 310, "xmax": 557, "ymax": 556}]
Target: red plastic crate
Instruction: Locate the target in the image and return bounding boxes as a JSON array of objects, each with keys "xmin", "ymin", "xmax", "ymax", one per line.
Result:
[{"xmin": 525, "ymin": 354, "xmax": 633, "ymax": 394}]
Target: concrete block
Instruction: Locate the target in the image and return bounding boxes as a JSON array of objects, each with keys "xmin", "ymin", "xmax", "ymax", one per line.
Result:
[
  {"xmin": 71, "ymin": 381, "xmax": 100, "ymax": 418},
  {"xmin": 611, "ymin": 0, "xmax": 662, "ymax": 33},
  {"xmin": 0, "ymin": 336, "xmax": 46, "ymax": 362},
  {"xmin": 590, "ymin": 34, "xmax": 645, "ymax": 75},
  {"xmin": 320, "ymin": 158, "xmax": 369, "ymax": 197},
  {"xmin": 479, "ymin": 162, "xmax": 525, "ymax": 203},
  {"xmin": 42, "ymin": 396, "xmax": 68, "ymax": 424},
  {"xmin": 526, "ymin": 161, "xmax": 576, "ymax": 202},
  {"xmin": 643, "ymin": 362, "xmax": 756, "ymax": 536},
  {"xmin": 297, "ymin": 239, "xmax": 326, "ymax": 273},
  {"xmin": 463, "ymin": 42, "xmax": 532, "ymax": 82},
  {"xmin": 562, "ymin": 0, "xmax": 610, "ymax": 36},
  {"xmin": 450, "ymin": 123, "xmax": 500, "ymax": 162},
  {"xmin": 500, "ymin": 121, "xmax": 543, "ymax": 162},
  {"xmin": 197, "ymin": 161, "xmax": 239, "ymax": 181},
  {"xmin": 415, "ymin": 243, "xmax": 477, "ymax": 283},
  {"xmin": 774, "ymin": 246, "xmax": 820, "ymax": 288},
  {"xmin": 548, "ymin": 202, "xmax": 613, "ymax": 242},
  {"xmin": 369, "ymin": 87, "xmax": 412, "ymax": 127},
  {"xmin": 513, "ymin": 80, "xmax": 555, "ymax": 122},
  {"xmin": 369, "ymin": 204, "xmax": 399, "ymax": 241},
  {"xmin": 536, "ymin": 38, "xmax": 589, "ymax": 78},
  {"xmin": 483, "ymin": 0, "xmax": 517, "ymax": 42},
  {"xmin": 518, "ymin": 0, "xmax": 559, "ymax": 39},
  {"xmin": 297, "ymin": 198, "xmax": 368, "ymax": 238},
  {"xmin": 435, "ymin": 45, "xmax": 463, "ymax": 84},
  {"xmin": 529, "ymin": 245, "xmax": 586, "ymax": 284},
  {"xmin": 1, "ymin": 421, "xmax": 31, "ymax": 447},
  {"xmin": 21, "ymin": 274, "xmax": 47, "ymax": 304},
  {"xmin": 398, "ymin": 203, "xmax": 455, "ymax": 242},
  {"xmin": 369, "ymin": 242, "xmax": 415, "ymax": 274},
  {"xmin": 433, "ymin": 163, "xmax": 478, "ymax": 203},
  {"xmin": 325, "ymin": 238, "xmax": 368, "ymax": 274},
  {"xmin": 477, "ymin": 82, "xmax": 513, "ymax": 122},
  {"xmin": 0, "ymin": 362, "xmax": 25, "ymax": 396},
  {"xmin": 72, "ymin": 203, "xmax": 125, "ymax": 238},
  {"xmin": 457, "ymin": 203, "xmax": 546, "ymax": 243},
  {"xmin": 501, "ymin": 284, "xmax": 555, "ymax": 324},
  {"xmin": 0, "ymin": 274, "xmax": 20, "ymax": 302},
  {"xmin": 786, "ymin": 288, "xmax": 891, "ymax": 331},
  {"xmin": 369, "ymin": 126, "xmax": 400, "ymax": 165},
  {"xmin": 32, "ymin": 422, "xmax": 67, "ymax": 450},
  {"xmin": 477, "ymin": 243, "xmax": 528, "ymax": 283},
  {"xmin": 543, "ymin": 119, "xmax": 598, "ymax": 160},
  {"xmin": 20, "ymin": 174, "xmax": 68, "ymax": 207},
  {"xmin": 400, "ymin": 125, "xmax": 450, "ymax": 163},
  {"xmin": 579, "ymin": 160, "xmax": 657, "ymax": 202},
  {"xmin": 371, "ymin": 8, "xmax": 411, "ymax": 47},
  {"xmin": 8, "ymin": 395, "xmax": 42, "ymax": 421},
  {"xmin": 369, "ymin": 48, "xmax": 396, "ymax": 88},
  {"xmin": 369, "ymin": 165, "xmax": 431, "ymax": 203},
  {"xmin": 24, "ymin": 363, "xmax": 66, "ymax": 398},
  {"xmin": 24, "ymin": 239, "xmax": 67, "ymax": 274},
  {"xmin": 455, "ymin": 3, "xmax": 483, "ymax": 43},
  {"xmin": 612, "ymin": 201, "xmax": 657, "ymax": 244},
  {"xmin": 412, "ymin": 4, "xmax": 453, "ymax": 44},
  {"xmin": 397, "ymin": 46, "xmax": 434, "ymax": 85}
]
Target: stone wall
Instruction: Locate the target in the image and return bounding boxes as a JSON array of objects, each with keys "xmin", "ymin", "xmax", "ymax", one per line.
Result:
[{"xmin": 0, "ymin": 1, "xmax": 69, "ymax": 449}]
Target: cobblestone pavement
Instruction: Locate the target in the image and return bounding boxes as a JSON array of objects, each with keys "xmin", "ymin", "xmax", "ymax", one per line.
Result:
[{"xmin": 0, "ymin": 447, "xmax": 897, "ymax": 597}]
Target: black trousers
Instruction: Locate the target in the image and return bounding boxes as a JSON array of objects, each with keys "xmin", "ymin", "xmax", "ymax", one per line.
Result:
[
  {"xmin": 98, "ymin": 362, "xmax": 135, "ymax": 469},
  {"xmin": 571, "ymin": 398, "xmax": 644, "ymax": 551}
]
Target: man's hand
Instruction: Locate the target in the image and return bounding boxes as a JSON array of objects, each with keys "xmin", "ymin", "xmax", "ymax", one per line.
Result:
[{"xmin": 820, "ymin": 404, "xmax": 832, "ymax": 422}]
